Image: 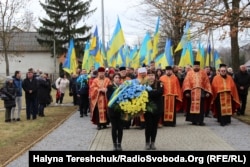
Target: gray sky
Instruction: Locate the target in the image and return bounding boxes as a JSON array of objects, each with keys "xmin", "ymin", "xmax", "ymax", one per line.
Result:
[
  {"xmin": 29, "ymin": 0, "xmax": 146, "ymax": 46},
  {"xmin": 28, "ymin": 0, "xmax": 250, "ymax": 49}
]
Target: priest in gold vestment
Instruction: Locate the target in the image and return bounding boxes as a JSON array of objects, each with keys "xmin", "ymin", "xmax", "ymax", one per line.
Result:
[
  {"xmin": 211, "ymin": 64, "xmax": 240, "ymax": 126},
  {"xmin": 159, "ymin": 66, "xmax": 182, "ymax": 126},
  {"xmin": 90, "ymin": 67, "xmax": 111, "ymax": 130},
  {"xmin": 182, "ymin": 61, "xmax": 212, "ymax": 126}
]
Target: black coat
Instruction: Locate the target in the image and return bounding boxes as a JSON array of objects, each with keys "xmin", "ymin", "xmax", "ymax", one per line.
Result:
[
  {"xmin": 69, "ymin": 77, "xmax": 78, "ymax": 93},
  {"xmin": 234, "ymin": 71, "xmax": 250, "ymax": 95},
  {"xmin": 37, "ymin": 78, "xmax": 51, "ymax": 104},
  {"xmin": 1, "ymin": 82, "xmax": 16, "ymax": 108},
  {"xmin": 107, "ymin": 83, "xmax": 121, "ymax": 118},
  {"xmin": 22, "ymin": 77, "xmax": 38, "ymax": 99},
  {"xmin": 148, "ymin": 81, "xmax": 164, "ymax": 115}
]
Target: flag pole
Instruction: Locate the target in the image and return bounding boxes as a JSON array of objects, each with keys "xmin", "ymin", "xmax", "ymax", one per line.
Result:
[
  {"xmin": 206, "ymin": 29, "xmax": 211, "ymax": 67},
  {"xmin": 211, "ymin": 28, "xmax": 215, "ymax": 68}
]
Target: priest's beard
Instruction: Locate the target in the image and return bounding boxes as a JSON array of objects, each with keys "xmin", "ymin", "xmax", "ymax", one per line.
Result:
[
  {"xmin": 220, "ymin": 74, "xmax": 227, "ymax": 78},
  {"xmin": 194, "ymin": 68, "xmax": 200, "ymax": 72},
  {"xmin": 99, "ymin": 75, "xmax": 104, "ymax": 79}
]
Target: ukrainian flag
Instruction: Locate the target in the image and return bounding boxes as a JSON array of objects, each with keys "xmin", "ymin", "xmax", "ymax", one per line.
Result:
[
  {"xmin": 63, "ymin": 38, "xmax": 78, "ymax": 74},
  {"xmin": 152, "ymin": 16, "xmax": 160, "ymax": 60},
  {"xmin": 107, "ymin": 17, "xmax": 125, "ymax": 65},
  {"xmin": 174, "ymin": 21, "xmax": 190, "ymax": 53}
]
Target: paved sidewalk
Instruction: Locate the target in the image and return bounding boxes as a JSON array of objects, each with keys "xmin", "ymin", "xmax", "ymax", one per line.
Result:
[{"xmin": 6, "ymin": 111, "xmax": 250, "ymax": 167}]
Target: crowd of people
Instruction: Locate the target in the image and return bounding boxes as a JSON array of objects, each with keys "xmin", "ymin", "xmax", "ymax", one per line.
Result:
[
  {"xmin": 0, "ymin": 68, "xmax": 53, "ymax": 122},
  {"xmin": 1, "ymin": 61, "xmax": 250, "ymax": 151},
  {"xmin": 66, "ymin": 61, "xmax": 249, "ymax": 151}
]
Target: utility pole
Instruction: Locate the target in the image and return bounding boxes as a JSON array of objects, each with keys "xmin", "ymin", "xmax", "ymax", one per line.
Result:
[
  {"xmin": 101, "ymin": 0, "xmax": 107, "ymax": 67},
  {"xmin": 53, "ymin": 29, "xmax": 56, "ymax": 75},
  {"xmin": 101, "ymin": 0, "xmax": 105, "ymax": 45}
]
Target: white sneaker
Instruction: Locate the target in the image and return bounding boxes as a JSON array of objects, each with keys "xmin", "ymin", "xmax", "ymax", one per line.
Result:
[{"xmin": 55, "ymin": 103, "xmax": 58, "ymax": 106}]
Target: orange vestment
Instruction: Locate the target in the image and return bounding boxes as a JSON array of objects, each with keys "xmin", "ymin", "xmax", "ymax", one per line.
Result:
[
  {"xmin": 182, "ymin": 69, "xmax": 212, "ymax": 114},
  {"xmin": 160, "ymin": 74, "xmax": 182, "ymax": 122},
  {"xmin": 90, "ymin": 77, "xmax": 111, "ymax": 124},
  {"xmin": 211, "ymin": 74, "xmax": 240, "ymax": 117}
]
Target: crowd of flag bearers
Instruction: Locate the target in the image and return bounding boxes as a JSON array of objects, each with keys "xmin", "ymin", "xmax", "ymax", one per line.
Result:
[
  {"xmin": 60, "ymin": 17, "xmax": 249, "ymax": 151},
  {"xmin": 70, "ymin": 59, "xmax": 250, "ymax": 151}
]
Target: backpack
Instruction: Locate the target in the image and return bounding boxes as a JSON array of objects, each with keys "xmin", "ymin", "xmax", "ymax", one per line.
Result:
[{"xmin": 51, "ymin": 79, "xmax": 61, "ymax": 90}]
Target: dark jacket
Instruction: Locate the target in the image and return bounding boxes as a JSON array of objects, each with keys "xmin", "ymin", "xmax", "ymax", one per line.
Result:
[
  {"xmin": 69, "ymin": 77, "xmax": 78, "ymax": 93},
  {"xmin": 37, "ymin": 78, "xmax": 51, "ymax": 104},
  {"xmin": 107, "ymin": 83, "xmax": 120, "ymax": 118},
  {"xmin": 22, "ymin": 77, "xmax": 38, "ymax": 99},
  {"xmin": 148, "ymin": 81, "xmax": 164, "ymax": 115},
  {"xmin": 1, "ymin": 82, "xmax": 16, "ymax": 108},
  {"xmin": 13, "ymin": 77, "xmax": 22, "ymax": 97},
  {"xmin": 234, "ymin": 71, "xmax": 250, "ymax": 95}
]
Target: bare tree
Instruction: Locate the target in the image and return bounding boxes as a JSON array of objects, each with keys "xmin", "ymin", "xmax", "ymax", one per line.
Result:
[
  {"xmin": 0, "ymin": 0, "xmax": 31, "ymax": 75},
  {"xmin": 139, "ymin": 0, "xmax": 250, "ymax": 69},
  {"xmin": 23, "ymin": 10, "xmax": 36, "ymax": 32}
]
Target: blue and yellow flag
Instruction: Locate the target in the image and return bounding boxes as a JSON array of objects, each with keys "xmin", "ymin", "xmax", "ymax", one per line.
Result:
[
  {"xmin": 165, "ymin": 39, "xmax": 174, "ymax": 66},
  {"xmin": 95, "ymin": 40, "xmax": 105, "ymax": 69},
  {"xmin": 178, "ymin": 41, "xmax": 194, "ymax": 67},
  {"xmin": 82, "ymin": 42, "xmax": 90, "ymax": 70},
  {"xmin": 82, "ymin": 41, "xmax": 95, "ymax": 72},
  {"xmin": 107, "ymin": 17, "xmax": 125, "ymax": 65},
  {"xmin": 89, "ymin": 26, "xmax": 99, "ymax": 56},
  {"xmin": 130, "ymin": 45, "xmax": 138, "ymax": 68},
  {"xmin": 140, "ymin": 32, "xmax": 153, "ymax": 65},
  {"xmin": 155, "ymin": 52, "xmax": 168, "ymax": 69},
  {"xmin": 152, "ymin": 16, "xmax": 160, "ymax": 60},
  {"xmin": 196, "ymin": 42, "xmax": 205, "ymax": 69},
  {"xmin": 175, "ymin": 21, "xmax": 190, "ymax": 53},
  {"xmin": 214, "ymin": 50, "xmax": 222, "ymax": 70},
  {"xmin": 63, "ymin": 38, "xmax": 78, "ymax": 74},
  {"xmin": 205, "ymin": 42, "xmax": 211, "ymax": 67},
  {"xmin": 116, "ymin": 47, "xmax": 126, "ymax": 67}
]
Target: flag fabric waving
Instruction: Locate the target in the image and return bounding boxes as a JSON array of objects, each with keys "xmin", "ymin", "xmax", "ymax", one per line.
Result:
[
  {"xmin": 205, "ymin": 42, "xmax": 211, "ymax": 67},
  {"xmin": 165, "ymin": 39, "xmax": 174, "ymax": 66},
  {"xmin": 174, "ymin": 21, "xmax": 190, "ymax": 53},
  {"xmin": 89, "ymin": 26, "xmax": 99, "ymax": 56},
  {"xmin": 152, "ymin": 16, "xmax": 160, "ymax": 60},
  {"xmin": 107, "ymin": 17, "xmax": 125, "ymax": 65},
  {"xmin": 178, "ymin": 41, "xmax": 194, "ymax": 67},
  {"xmin": 196, "ymin": 42, "xmax": 205, "ymax": 69},
  {"xmin": 214, "ymin": 50, "xmax": 222, "ymax": 70},
  {"xmin": 140, "ymin": 31, "xmax": 153, "ymax": 65},
  {"xmin": 63, "ymin": 38, "xmax": 78, "ymax": 74}
]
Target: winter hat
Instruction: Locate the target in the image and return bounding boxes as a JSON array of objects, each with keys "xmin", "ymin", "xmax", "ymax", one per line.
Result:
[{"xmin": 6, "ymin": 76, "xmax": 14, "ymax": 82}]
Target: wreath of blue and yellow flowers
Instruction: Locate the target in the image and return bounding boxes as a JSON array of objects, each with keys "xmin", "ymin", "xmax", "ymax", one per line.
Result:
[{"xmin": 108, "ymin": 79, "xmax": 157, "ymax": 119}]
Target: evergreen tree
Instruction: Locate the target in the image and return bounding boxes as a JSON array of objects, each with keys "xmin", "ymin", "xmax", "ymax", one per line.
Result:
[{"xmin": 36, "ymin": 0, "xmax": 95, "ymax": 57}]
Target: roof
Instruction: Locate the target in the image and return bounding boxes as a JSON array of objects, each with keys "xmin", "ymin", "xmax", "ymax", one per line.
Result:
[{"xmin": 0, "ymin": 32, "xmax": 50, "ymax": 52}]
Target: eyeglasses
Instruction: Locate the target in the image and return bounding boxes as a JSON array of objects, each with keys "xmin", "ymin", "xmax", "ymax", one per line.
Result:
[{"xmin": 220, "ymin": 70, "xmax": 226, "ymax": 72}]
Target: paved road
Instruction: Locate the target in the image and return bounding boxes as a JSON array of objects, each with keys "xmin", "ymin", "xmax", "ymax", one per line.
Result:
[{"xmin": 5, "ymin": 110, "xmax": 250, "ymax": 167}]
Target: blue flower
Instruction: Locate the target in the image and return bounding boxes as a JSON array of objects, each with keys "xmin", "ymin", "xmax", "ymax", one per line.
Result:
[{"xmin": 146, "ymin": 85, "xmax": 152, "ymax": 91}]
